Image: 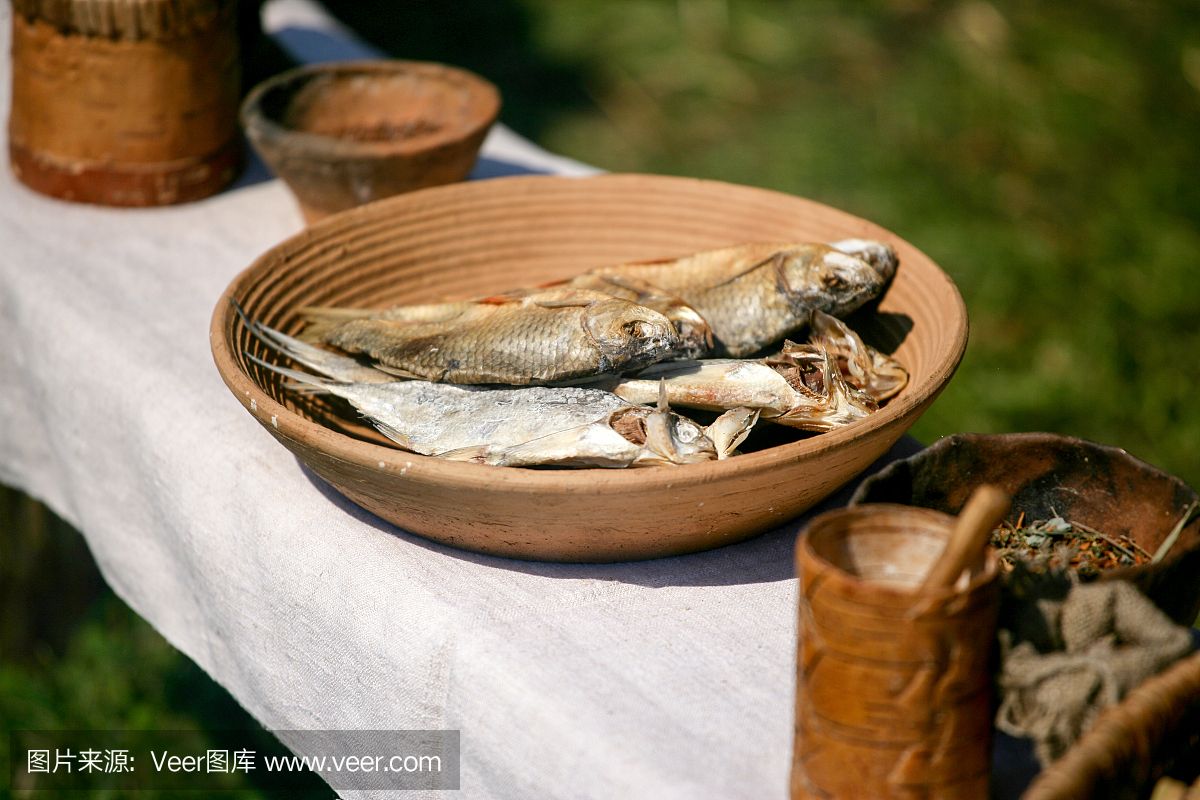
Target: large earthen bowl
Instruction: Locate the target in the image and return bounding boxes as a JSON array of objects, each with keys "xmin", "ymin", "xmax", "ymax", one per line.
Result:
[
  {"xmin": 241, "ymin": 60, "xmax": 500, "ymax": 222},
  {"xmin": 210, "ymin": 173, "xmax": 968, "ymax": 562},
  {"xmin": 850, "ymin": 432, "xmax": 1200, "ymax": 624}
]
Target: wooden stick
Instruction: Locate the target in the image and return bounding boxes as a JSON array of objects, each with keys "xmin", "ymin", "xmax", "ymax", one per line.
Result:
[{"xmin": 922, "ymin": 485, "xmax": 1011, "ymax": 591}]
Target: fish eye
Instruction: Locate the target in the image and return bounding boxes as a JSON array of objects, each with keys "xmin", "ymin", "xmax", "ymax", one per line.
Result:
[
  {"xmin": 823, "ymin": 274, "xmax": 845, "ymax": 289},
  {"xmin": 625, "ymin": 320, "xmax": 653, "ymax": 337}
]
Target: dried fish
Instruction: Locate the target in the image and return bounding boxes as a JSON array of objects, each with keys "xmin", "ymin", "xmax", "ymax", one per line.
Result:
[
  {"xmin": 590, "ymin": 242, "xmax": 886, "ymax": 357},
  {"xmin": 300, "ymin": 274, "xmax": 713, "ymax": 360},
  {"xmin": 806, "ymin": 310, "xmax": 908, "ymax": 403},
  {"xmin": 245, "ymin": 324, "xmax": 742, "ymax": 468},
  {"xmin": 613, "ymin": 360, "xmax": 797, "ymax": 417},
  {"xmin": 304, "ymin": 288, "xmax": 680, "ymax": 385},
  {"xmin": 614, "ymin": 344, "xmax": 877, "ymax": 433},
  {"xmin": 441, "ymin": 391, "xmax": 750, "ymax": 468}
]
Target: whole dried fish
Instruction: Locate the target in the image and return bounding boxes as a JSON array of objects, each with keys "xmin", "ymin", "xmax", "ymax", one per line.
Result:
[
  {"xmin": 590, "ymin": 242, "xmax": 887, "ymax": 357},
  {"xmin": 244, "ymin": 321, "xmax": 742, "ymax": 467},
  {"xmin": 614, "ymin": 345, "xmax": 877, "ymax": 433},
  {"xmin": 807, "ymin": 310, "xmax": 908, "ymax": 403},
  {"xmin": 306, "ymin": 288, "xmax": 680, "ymax": 385},
  {"xmin": 301, "ymin": 274, "xmax": 713, "ymax": 360}
]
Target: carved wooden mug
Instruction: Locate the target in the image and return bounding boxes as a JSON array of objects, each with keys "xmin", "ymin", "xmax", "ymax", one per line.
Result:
[
  {"xmin": 8, "ymin": 0, "xmax": 241, "ymax": 206},
  {"xmin": 792, "ymin": 504, "xmax": 1000, "ymax": 799}
]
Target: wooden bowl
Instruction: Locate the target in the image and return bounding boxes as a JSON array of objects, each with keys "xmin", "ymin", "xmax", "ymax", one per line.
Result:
[
  {"xmin": 210, "ymin": 173, "xmax": 968, "ymax": 562},
  {"xmin": 849, "ymin": 432, "xmax": 1200, "ymax": 624},
  {"xmin": 241, "ymin": 60, "xmax": 500, "ymax": 222}
]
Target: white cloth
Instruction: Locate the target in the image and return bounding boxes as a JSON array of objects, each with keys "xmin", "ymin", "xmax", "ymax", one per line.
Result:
[{"xmin": 0, "ymin": 2, "xmax": 915, "ymax": 797}]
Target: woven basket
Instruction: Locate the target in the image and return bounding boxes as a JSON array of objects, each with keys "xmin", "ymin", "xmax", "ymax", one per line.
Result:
[{"xmin": 1022, "ymin": 650, "xmax": 1200, "ymax": 800}]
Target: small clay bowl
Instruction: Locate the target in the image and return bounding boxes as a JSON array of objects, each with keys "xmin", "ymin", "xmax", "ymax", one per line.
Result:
[
  {"xmin": 211, "ymin": 173, "xmax": 968, "ymax": 563},
  {"xmin": 241, "ymin": 60, "xmax": 500, "ymax": 222},
  {"xmin": 849, "ymin": 432, "xmax": 1200, "ymax": 624}
]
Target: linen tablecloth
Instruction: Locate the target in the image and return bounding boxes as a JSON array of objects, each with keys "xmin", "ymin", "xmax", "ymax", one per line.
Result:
[{"xmin": 0, "ymin": 2, "xmax": 923, "ymax": 796}]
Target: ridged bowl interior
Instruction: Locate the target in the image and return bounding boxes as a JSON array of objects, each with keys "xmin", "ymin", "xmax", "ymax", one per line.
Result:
[{"xmin": 210, "ymin": 174, "xmax": 968, "ymax": 562}]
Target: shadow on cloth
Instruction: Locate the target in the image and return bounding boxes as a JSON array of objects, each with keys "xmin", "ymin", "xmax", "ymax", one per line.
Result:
[{"xmin": 295, "ymin": 435, "xmax": 925, "ymax": 588}]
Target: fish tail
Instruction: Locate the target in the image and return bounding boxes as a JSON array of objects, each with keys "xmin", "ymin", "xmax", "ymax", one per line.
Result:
[
  {"xmin": 437, "ymin": 444, "xmax": 496, "ymax": 464},
  {"xmin": 233, "ymin": 298, "xmax": 389, "ymax": 383},
  {"xmin": 244, "ymin": 352, "xmax": 336, "ymax": 394}
]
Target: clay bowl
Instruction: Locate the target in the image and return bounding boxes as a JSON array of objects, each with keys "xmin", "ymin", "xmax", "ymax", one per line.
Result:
[
  {"xmin": 850, "ymin": 432, "xmax": 1200, "ymax": 624},
  {"xmin": 241, "ymin": 60, "xmax": 500, "ymax": 222},
  {"xmin": 210, "ymin": 173, "xmax": 968, "ymax": 562}
]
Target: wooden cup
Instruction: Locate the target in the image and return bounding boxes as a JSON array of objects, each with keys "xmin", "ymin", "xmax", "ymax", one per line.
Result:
[
  {"xmin": 8, "ymin": 0, "xmax": 241, "ymax": 206},
  {"xmin": 792, "ymin": 504, "xmax": 1000, "ymax": 799}
]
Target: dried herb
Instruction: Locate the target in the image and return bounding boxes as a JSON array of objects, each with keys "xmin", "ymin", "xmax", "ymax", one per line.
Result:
[{"xmin": 991, "ymin": 512, "xmax": 1152, "ymax": 578}]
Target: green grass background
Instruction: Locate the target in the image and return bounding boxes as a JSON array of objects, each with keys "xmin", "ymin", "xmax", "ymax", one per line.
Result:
[
  {"xmin": 516, "ymin": 0, "xmax": 1200, "ymax": 485},
  {"xmin": 4, "ymin": 1, "xmax": 1199, "ymax": 796}
]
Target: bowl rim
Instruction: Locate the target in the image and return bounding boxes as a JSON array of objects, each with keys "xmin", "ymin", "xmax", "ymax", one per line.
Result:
[
  {"xmin": 210, "ymin": 173, "xmax": 969, "ymax": 494},
  {"xmin": 849, "ymin": 430, "xmax": 1200, "ymax": 509},
  {"xmin": 797, "ymin": 502, "xmax": 1000, "ymax": 600},
  {"xmin": 239, "ymin": 59, "xmax": 502, "ymax": 159}
]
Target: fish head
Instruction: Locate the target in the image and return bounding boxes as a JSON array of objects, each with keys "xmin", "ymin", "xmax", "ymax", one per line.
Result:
[
  {"xmin": 610, "ymin": 403, "xmax": 717, "ymax": 466},
  {"xmin": 776, "ymin": 246, "xmax": 885, "ymax": 318},
  {"xmin": 584, "ymin": 299, "xmax": 680, "ymax": 371},
  {"xmin": 567, "ymin": 274, "xmax": 713, "ymax": 359},
  {"xmin": 830, "ymin": 239, "xmax": 899, "ymax": 283},
  {"xmin": 641, "ymin": 409, "xmax": 718, "ymax": 465},
  {"xmin": 665, "ymin": 305, "xmax": 715, "ymax": 359},
  {"xmin": 769, "ymin": 343, "xmax": 878, "ymax": 432}
]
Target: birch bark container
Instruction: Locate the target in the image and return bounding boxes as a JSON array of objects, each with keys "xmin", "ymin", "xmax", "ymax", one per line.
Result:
[
  {"xmin": 8, "ymin": 0, "xmax": 241, "ymax": 206},
  {"xmin": 793, "ymin": 504, "xmax": 1000, "ymax": 799}
]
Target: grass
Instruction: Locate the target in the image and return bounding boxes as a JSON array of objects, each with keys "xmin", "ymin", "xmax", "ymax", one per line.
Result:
[
  {"xmin": 0, "ymin": 488, "xmax": 333, "ymax": 799},
  {"xmin": 5, "ymin": 1, "xmax": 1200, "ymax": 795},
  {"xmin": 513, "ymin": 0, "xmax": 1200, "ymax": 489}
]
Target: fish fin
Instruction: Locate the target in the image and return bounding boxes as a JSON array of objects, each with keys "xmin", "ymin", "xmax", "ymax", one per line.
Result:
[
  {"xmin": 372, "ymin": 363, "xmax": 428, "ymax": 381},
  {"xmin": 297, "ymin": 306, "xmax": 380, "ymax": 342},
  {"xmin": 529, "ymin": 296, "xmax": 596, "ymax": 309},
  {"xmin": 233, "ymin": 300, "xmax": 394, "ymax": 384},
  {"xmin": 436, "ymin": 444, "xmax": 494, "ymax": 463},
  {"xmin": 365, "ymin": 419, "xmax": 421, "ymax": 453},
  {"xmin": 657, "ymin": 378, "xmax": 669, "ymax": 412},
  {"xmin": 706, "ymin": 408, "xmax": 760, "ymax": 459},
  {"xmin": 281, "ymin": 381, "xmax": 326, "ymax": 395},
  {"xmin": 588, "ymin": 273, "xmax": 655, "ymax": 296},
  {"xmin": 619, "ymin": 255, "xmax": 677, "ymax": 267},
  {"xmin": 707, "ymin": 251, "xmax": 789, "ymax": 289},
  {"xmin": 232, "ymin": 299, "xmax": 302, "ymax": 358},
  {"xmin": 244, "ymin": 353, "xmax": 336, "ymax": 393}
]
